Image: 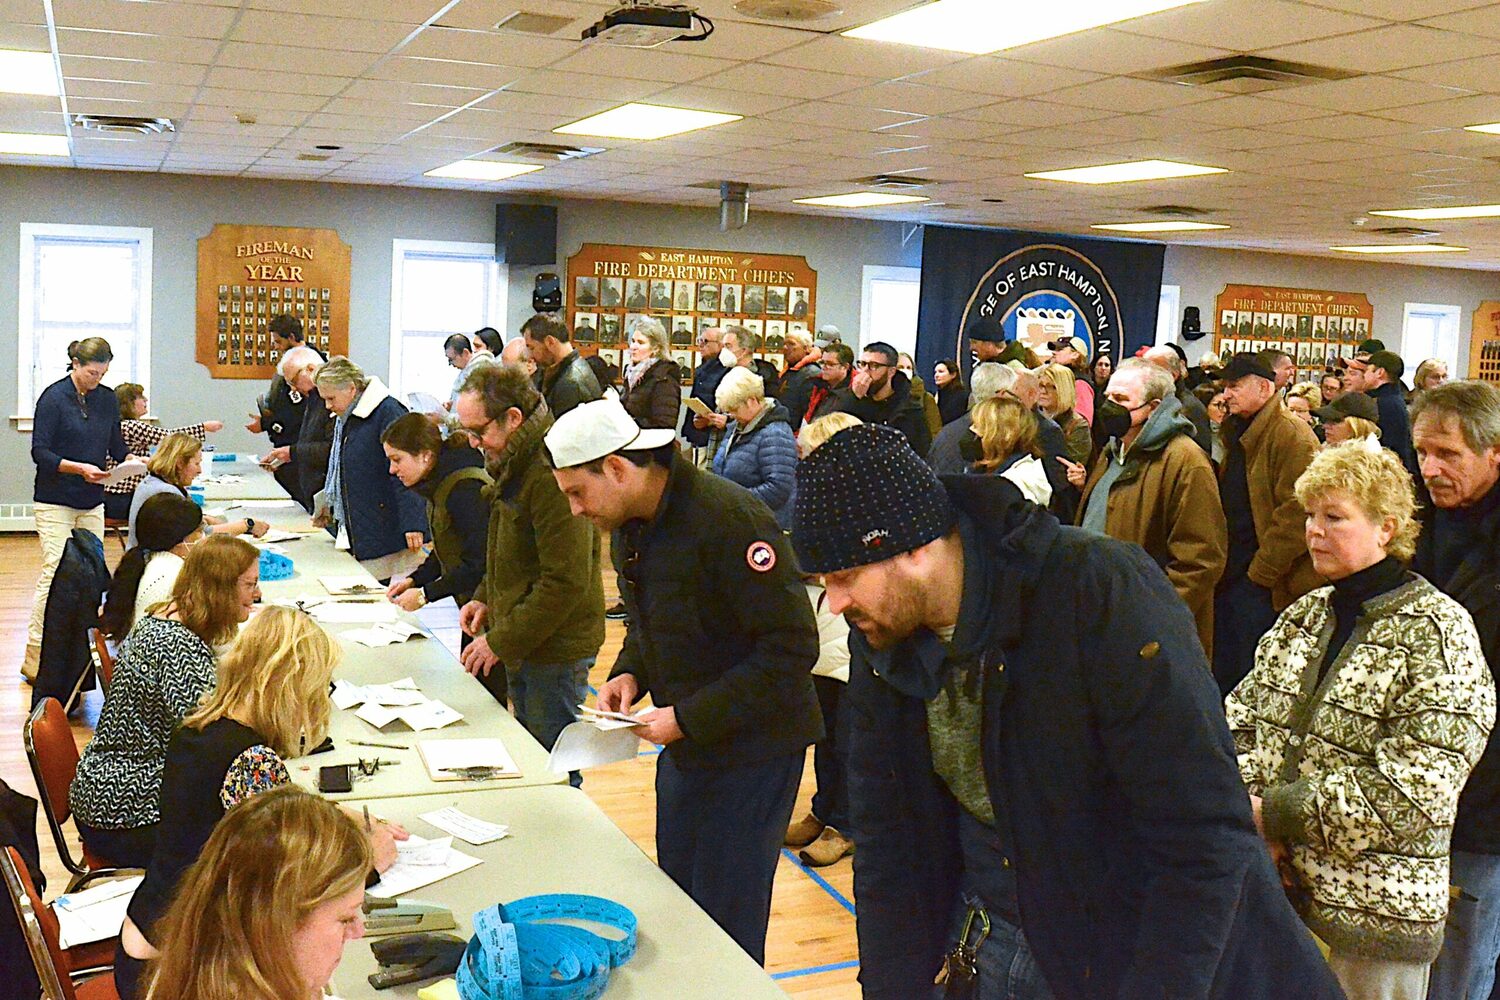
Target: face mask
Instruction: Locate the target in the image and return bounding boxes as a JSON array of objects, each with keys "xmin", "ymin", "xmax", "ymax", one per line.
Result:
[
  {"xmin": 1097, "ymin": 399, "xmax": 1136, "ymax": 441},
  {"xmin": 718, "ymin": 348, "xmax": 738, "ymax": 368},
  {"xmin": 958, "ymin": 432, "xmax": 985, "ymax": 463}
]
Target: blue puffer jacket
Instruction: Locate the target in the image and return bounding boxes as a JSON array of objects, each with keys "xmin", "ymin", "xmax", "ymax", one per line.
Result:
[
  {"xmin": 332, "ymin": 377, "xmax": 428, "ymax": 561},
  {"xmin": 711, "ymin": 401, "xmax": 798, "ymax": 529}
]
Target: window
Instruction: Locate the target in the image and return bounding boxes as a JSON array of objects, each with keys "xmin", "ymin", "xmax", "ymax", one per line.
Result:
[
  {"xmin": 1156, "ymin": 284, "xmax": 1181, "ymax": 347},
  {"xmin": 859, "ymin": 265, "xmax": 921, "ymax": 355},
  {"xmin": 1400, "ymin": 302, "xmax": 1461, "ymax": 377},
  {"xmin": 389, "ymin": 240, "xmax": 507, "ymax": 400},
  {"xmin": 17, "ymin": 223, "xmax": 152, "ymax": 418}
]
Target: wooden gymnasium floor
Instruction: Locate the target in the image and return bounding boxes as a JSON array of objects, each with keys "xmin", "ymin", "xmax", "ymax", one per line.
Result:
[{"xmin": 0, "ymin": 533, "xmax": 860, "ymax": 998}]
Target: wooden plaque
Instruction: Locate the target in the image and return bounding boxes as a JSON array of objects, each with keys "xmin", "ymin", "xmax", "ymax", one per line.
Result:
[
  {"xmin": 1469, "ymin": 301, "xmax": 1500, "ymax": 384},
  {"xmin": 565, "ymin": 242, "xmax": 818, "ymax": 379},
  {"xmin": 1211, "ymin": 284, "xmax": 1373, "ymax": 377},
  {"xmin": 196, "ymin": 224, "xmax": 351, "ymax": 379}
]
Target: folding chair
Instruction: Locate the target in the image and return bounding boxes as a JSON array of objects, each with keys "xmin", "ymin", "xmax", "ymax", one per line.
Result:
[
  {"xmin": 24, "ymin": 699, "xmax": 136, "ymax": 892},
  {"xmin": 2, "ymin": 846, "xmax": 119, "ymax": 1000},
  {"xmin": 87, "ymin": 629, "xmax": 114, "ymax": 692},
  {"xmin": 102, "ymin": 518, "xmax": 129, "ymax": 556}
]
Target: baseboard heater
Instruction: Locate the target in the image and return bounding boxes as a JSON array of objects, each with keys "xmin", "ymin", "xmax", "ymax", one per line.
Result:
[{"xmin": 0, "ymin": 503, "xmax": 36, "ymax": 532}]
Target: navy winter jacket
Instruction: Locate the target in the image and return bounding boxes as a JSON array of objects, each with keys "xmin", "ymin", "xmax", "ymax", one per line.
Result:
[
  {"xmin": 711, "ymin": 401, "xmax": 799, "ymax": 529},
  {"xmin": 847, "ymin": 474, "xmax": 1346, "ymax": 1000},
  {"xmin": 330, "ymin": 378, "xmax": 428, "ymax": 561}
]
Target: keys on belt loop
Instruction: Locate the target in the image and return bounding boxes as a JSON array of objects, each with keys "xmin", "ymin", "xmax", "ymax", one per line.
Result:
[{"xmin": 934, "ymin": 902, "xmax": 991, "ymax": 999}]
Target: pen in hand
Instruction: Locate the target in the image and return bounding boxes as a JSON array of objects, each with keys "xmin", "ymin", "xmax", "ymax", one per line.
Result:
[{"xmin": 363, "ymin": 804, "xmax": 373, "ymax": 832}]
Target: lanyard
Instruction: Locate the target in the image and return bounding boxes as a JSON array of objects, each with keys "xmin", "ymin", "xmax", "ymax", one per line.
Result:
[{"xmin": 455, "ymin": 894, "xmax": 637, "ymax": 1000}]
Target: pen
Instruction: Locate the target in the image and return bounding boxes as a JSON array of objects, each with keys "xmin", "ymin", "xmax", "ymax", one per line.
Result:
[
  {"xmin": 363, "ymin": 804, "xmax": 372, "ymax": 831},
  {"xmin": 352, "ymin": 740, "xmax": 405, "ymax": 750}
]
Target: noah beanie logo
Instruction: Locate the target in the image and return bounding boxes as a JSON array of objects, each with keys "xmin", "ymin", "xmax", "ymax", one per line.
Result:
[{"xmin": 862, "ymin": 529, "xmax": 889, "ymax": 548}]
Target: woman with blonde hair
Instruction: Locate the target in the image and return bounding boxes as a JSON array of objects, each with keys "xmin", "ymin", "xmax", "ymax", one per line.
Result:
[
  {"xmin": 117, "ymin": 607, "xmax": 405, "ymax": 999},
  {"xmin": 713, "ymin": 365, "xmax": 800, "ymax": 528},
  {"xmin": 1285, "ymin": 381, "xmax": 1322, "ymax": 429},
  {"xmin": 1227, "ymin": 440, "xmax": 1496, "ymax": 1000},
  {"xmin": 798, "ymin": 412, "xmax": 862, "ymax": 457},
  {"xmin": 620, "ymin": 316, "xmax": 682, "ymax": 432},
  {"xmin": 961, "ymin": 395, "xmax": 1052, "ymax": 506},
  {"xmin": 70, "ymin": 534, "xmax": 261, "ymax": 867},
  {"xmin": 127, "ymin": 431, "xmax": 266, "ymax": 545},
  {"xmin": 141, "ymin": 788, "xmax": 372, "ymax": 1000},
  {"xmin": 1036, "ymin": 362, "xmax": 1092, "ymax": 465}
]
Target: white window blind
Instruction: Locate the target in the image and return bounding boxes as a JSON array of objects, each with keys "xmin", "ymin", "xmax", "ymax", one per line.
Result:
[
  {"xmin": 1400, "ymin": 303, "xmax": 1460, "ymax": 378},
  {"xmin": 859, "ymin": 265, "xmax": 921, "ymax": 356},
  {"xmin": 389, "ymin": 240, "xmax": 506, "ymax": 400},
  {"xmin": 17, "ymin": 224, "xmax": 153, "ymax": 417}
]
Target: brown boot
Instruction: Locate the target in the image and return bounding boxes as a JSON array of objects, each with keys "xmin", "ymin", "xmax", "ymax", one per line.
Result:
[
  {"xmin": 20, "ymin": 643, "xmax": 39, "ymax": 683},
  {"xmin": 784, "ymin": 812, "xmax": 824, "ymax": 848},
  {"xmin": 799, "ymin": 827, "xmax": 854, "ymax": 867}
]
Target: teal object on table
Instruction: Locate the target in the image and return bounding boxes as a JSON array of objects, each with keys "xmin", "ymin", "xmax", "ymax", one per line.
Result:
[
  {"xmin": 212, "ymin": 452, "xmax": 236, "ymax": 461},
  {"xmin": 187, "ymin": 486, "xmax": 206, "ymax": 508},
  {"xmin": 259, "ymin": 548, "xmax": 294, "ymax": 581},
  {"xmin": 456, "ymin": 894, "xmax": 636, "ymax": 1000}
]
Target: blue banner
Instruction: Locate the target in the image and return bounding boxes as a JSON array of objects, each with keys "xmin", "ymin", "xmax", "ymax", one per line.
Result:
[{"xmin": 915, "ymin": 225, "xmax": 1165, "ymax": 378}]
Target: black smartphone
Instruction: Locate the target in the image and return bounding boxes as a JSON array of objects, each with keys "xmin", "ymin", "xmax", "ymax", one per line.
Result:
[{"xmin": 318, "ymin": 764, "xmax": 353, "ymax": 794}]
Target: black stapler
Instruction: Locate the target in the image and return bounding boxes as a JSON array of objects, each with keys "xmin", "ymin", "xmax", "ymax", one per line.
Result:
[{"xmin": 368, "ymin": 932, "xmax": 466, "ymax": 989}]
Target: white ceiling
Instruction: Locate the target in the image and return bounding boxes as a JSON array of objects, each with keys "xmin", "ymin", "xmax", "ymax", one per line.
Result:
[{"xmin": 9, "ymin": 0, "xmax": 1500, "ymax": 268}]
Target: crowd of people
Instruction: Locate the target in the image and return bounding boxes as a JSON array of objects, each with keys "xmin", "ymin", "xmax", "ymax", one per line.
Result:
[{"xmin": 20, "ymin": 312, "xmax": 1500, "ymax": 1000}]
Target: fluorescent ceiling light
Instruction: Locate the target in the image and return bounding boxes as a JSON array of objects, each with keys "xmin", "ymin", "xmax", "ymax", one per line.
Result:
[
  {"xmin": 0, "ymin": 132, "xmax": 68, "ymax": 156},
  {"xmin": 1463, "ymin": 121, "xmax": 1500, "ymax": 135},
  {"xmin": 1027, "ymin": 159, "xmax": 1227, "ymax": 184},
  {"xmin": 844, "ymin": 0, "xmax": 1208, "ymax": 55},
  {"xmin": 1091, "ymin": 221, "xmax": 1229, "ymax": 233},
  {"xmin": 1329, "ymin": 244, "xmax": 1469, "ymax": 255},
  {"xmin": 793, "ymin": 192, "xmax": 931, "ymax": 208},
  {"xmin": 0, "ymin": 49, "xmax": 57, "ymax": 96},
  {"xmin": 1369, "ymin": 205, "xmax": 1500, "ymax": 220},
  {"xmin": 424, "ymin": 160, "xmax": 543, "ymax": 181},
  {"xmin": 553, "ymin": 103, "xmax": 741, "ymax": 140}
]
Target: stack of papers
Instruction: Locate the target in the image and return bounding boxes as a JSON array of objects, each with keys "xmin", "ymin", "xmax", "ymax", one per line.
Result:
[
  {"xmin": 578, "ymin": 704, "xmax": 650, "ymax": 731},
  {"xmin": 320, "ymin": 574, "xmax": 382, "ymax": 595},
  {"xmin": 418, "ymin": 806, "xmax": 510, "ymax": 845},
  {"xmin": 53, "ymin": 875, "xmax": 143, "ymax": 948},
  {"xmin": 101, "ymin": 460, "xmax": 149, "ymax": 487},
  {"xmin": 367, "ymin": 834, "xmax": 483, "ymax": 899},
  {"xmin": 253, "ymin": 528, "xmax": 304, "ymax": 544},
  {"xmin": 198, "ymin": 473, "xmax": 244, "ymax": 485},
  {"xmin": 419, "ymin": 738, "xmax": 520, "ymax": 781},
  {"xmin": 311, "ymin": 602, "xmax": 400, "ymax": 624},
  {"xmin": 332, "ymin": 677, "xmax": 464, "ymax": 732},
  {"xmin": 344, "ymin": 621, "xmax": 425, "ymax": 647},
  {"xmin": 549, "ymin": 722, "xmax": 640, "ymax": 772}
]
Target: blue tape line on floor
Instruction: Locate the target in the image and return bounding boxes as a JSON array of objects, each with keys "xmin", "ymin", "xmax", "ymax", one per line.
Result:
[
  {"xmin": 781, "ymin": 848, "xmax": 857, "ymax": 917},
  {"xmin": 636, "ymin": 746, "xmax": 663, "ymax": 756},
  {"xmin": 771, "ymin": 958, "xmax": 860, "ymax": 981},
  {"xmin": 587, "ymin": 684, "xmax": 598, "ymax": 696}
]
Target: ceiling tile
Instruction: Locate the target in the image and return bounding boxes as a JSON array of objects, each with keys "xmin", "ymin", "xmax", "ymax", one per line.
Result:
[
  {"xmin": 245, "ymin": 0, "xmax": 449, "ymax": 21},
  {"xmin": 1419, "ymin": 5, "xmax": 1500, "ymax": 40},
  {"xmin": 50, "ymin": 0, "xmax": 237, "ymax": 38},
  {"xmin": 63, "ymin": 79, "xmax": 199, "ymax": 104},
  {"xmin": 824, "ymin": 80, "xmax": 998, "ymax": 116},
  {"xmin": 1261, "ymin": 25, "xmax": 1500, "ymax": 73},
  {"xmin": 1044, "ymin": 77, "xmax": 1222, "ymax": 114},
  {"xmin": 1005, "ymin": 27, "xmax": 1235, "ymax": 77},
  {"xmin": 1272, "ymin": 112, "xmax": 1426, "ymax": 139},
  {"xmin": 0, "ymin": 23, "xmax": 50, "ymax": 49},
  {"xmin": 959, "ymin": 99, "xmax": 1114, "ymax": 128},
  {"xmin": 906, "ymin": 57, "xmax": 1103, "ymax": 98},
  {"xmin": 215, "ymin": 42, "xmax": 381, "ymax": 77},
  {"xmin": 55, "ymin": 28, "xmax": 221, "ymax": 63},
  {"xmin": 195, "ymin": 87, "xmax": 328, "ymax": 112},
  {"xmin": 203, "ymin": 66, "xmax": 350, "ymax": 97},
  {"xmin": 399, "ymin": 27, "xmax": 578, "ymax": 67},
  {"xmin": 230, "ymin": 10, "xmax": 416, "ymax": 52},
  {"xmin": 1120, "ymin": 0, "xmax": 1383, "ymax": 51},
  {"xmin": 1374, "ymin": 93, "xmax": 1500, "ymax": 127},
  {"xmin": 1308, "ymin": 0, "xmax": 1498, "ymax": 20},
  {"xmin": 643, "ymin": 84, "xmax": 801, "ymax": 117},
  {"xmin": 546, "ymin": 45, "xmax": 733, "ymax": 85},
  {"xmin": 1263, "ymin": 74, "xmax": 1471, "ymax": 113},
  {"xmin": 62, "ymin": 56, "xmax": 208, "ymax": 87},
  {"xmin": 762, "ymin": 35, "xmax": 969, "ymax": 79},
  {"xmin": 506, "ymin": 68, "xmax": 659, "ymax": 102},
  {"xmin": 342, "ymin": 79, "xmax": 486, "ymax": 106},
  {"xmin": 365, "ymin": 56, "xmax": 522, "ymax": 89},
  {"xmin": 695, "ymin": 62, "xmax": 868, "ymax": 100}
]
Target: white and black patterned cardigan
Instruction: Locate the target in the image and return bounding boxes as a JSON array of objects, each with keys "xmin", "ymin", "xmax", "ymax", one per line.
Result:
[
  {"xmin": 1226, "ymin": 575, "xmax": 1496, "ymax": 963},
  {"xmin": 69, "ymin": 616, "xmax": 217, "ymax": 830}
]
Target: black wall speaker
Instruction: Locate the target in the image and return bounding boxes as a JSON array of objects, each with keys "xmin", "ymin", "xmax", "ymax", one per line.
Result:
[
  {"xmin": 1181, "ymin": 305, "xmax": 1204, "ymax": 341},
  {"xmin": 495, "ymin": 203, "xmax": 557, "ymax": 266}
]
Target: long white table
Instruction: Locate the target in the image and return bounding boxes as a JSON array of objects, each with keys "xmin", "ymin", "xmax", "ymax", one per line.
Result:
[
  {"xmin": 333, "ymin": 786, "xmax": 789, "ymax": 999},
  {"xmin": 204, "ymin": 463, "xmax": 565, "ymax": 799},
  {"xmin": 196, "ymin": 454, "xmax": 290, "ymax": 500}
]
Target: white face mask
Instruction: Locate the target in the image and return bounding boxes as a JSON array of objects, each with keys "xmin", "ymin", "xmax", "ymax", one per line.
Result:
[{"xmin": 718, "ymin": 347, "xmax": 739, "ymax": 368}]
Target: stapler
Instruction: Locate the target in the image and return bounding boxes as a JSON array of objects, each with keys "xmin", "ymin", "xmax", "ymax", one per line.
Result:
[
  {"xmin": 368, "ymin": 932, "xmax": 466, "ymax": 989},
  {"xmin": 363, "ymin": 897, "xmax": 457, "ymax": 936}
]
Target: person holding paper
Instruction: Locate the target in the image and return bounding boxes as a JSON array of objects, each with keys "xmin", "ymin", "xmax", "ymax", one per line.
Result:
[
  {"xmin": 127, "ymin": 432, "xmax": 269, "ymax": 545},
  {"xmin": 138, "ymin": 788, "xmax": 376, "ymax": 1000},
  {"xmin": 247, "ymin": 313, "xmax": 323, "ymax": 502},
  {"xmin": 105, "ymin": 382, "xmax": 222, "ymax": 520},
  {"xmin": 25, "ymin": 337, "xmax": 131, "ymax": 681},
  {"xmin": 115, "ymin": 607, "xmax": 406, "ymax": 999},
  {"xmin": 260, "ymin": 345, "xmax": 333, "ymax": 512},
  {"xmin": 454, "ymin": 364, "xmax": 604, "ymax": 782},
  {"xmin": 546, "ymin": 396, "xmax": 821, "ymax": 966}
]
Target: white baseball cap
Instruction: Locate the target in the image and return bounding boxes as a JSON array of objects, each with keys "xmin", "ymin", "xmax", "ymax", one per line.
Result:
[{"xmin": 544, "ymin": 396, "xmax": 678, "ymax": 469}]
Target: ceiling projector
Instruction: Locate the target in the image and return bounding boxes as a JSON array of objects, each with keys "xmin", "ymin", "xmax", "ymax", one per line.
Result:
[{"xmin": 582, "ymin": 4, "xmax": 713, "ymax": 48}]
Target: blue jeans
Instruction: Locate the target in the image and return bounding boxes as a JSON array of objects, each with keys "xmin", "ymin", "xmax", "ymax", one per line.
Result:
[
  {"xmin": 1427, "ymin": 850, "xmax": 1500, "ymax": 1000},
  {"xmin": 933, "ymin": 895, "xmax": 1055, "ymax": 1000},
  {"xmin": 507, "ymin": 657, "xmax": 592, "ymax": 787}
]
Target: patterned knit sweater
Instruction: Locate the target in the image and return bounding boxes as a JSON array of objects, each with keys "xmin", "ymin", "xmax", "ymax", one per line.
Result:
[{"xmin": 1225, "ymin": 575, "xmax": 1495, "ymax": 962}]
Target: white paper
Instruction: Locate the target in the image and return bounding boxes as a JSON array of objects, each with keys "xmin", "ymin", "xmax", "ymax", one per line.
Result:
[
  {"xmin": 548, "ymin": 721, "xmax": 641, "ymax": 773},
  {"xmin": 101, "ymin": 459, "xmax": 149, "ymax": 487},
  {"xmin": 395, "ymin": 833, "xmax": 454, "ymax": 867},
  {"xmin": 419, "ymin": 738, "xmax": 519, "ymax": 781},
  {"xmin": 366, "ymin": 846, "xmax": 483, "ymax": 899},
  {"xmin": 254, "ymin": 528, "xmax": 303, "ymax": 544},
  {"xmin": 53, "ymin": 875, "xmax": 143, "ymax": 949},
  {"xmin": 418, "ymin": 806, "xmax": 510, "ymax": 845},
  {"xmin": 199, "ymin": 473, "xmax": 244, "ymax": 485},
  {"xmin": 248, "ymin": 498, "xmax": 304, "ymax": 509},
  {"xmin": 313, "ymin": 602, "xmax": 401, "ymax": 624},
  {"xmin": 408, "ymin": 391, "xmax": 445, "ymax": 415},
  {"xmin": 398, "ymin": 700, "xmax": 463, "ymax": 731},
  {"xmin": 320, "ymin": 574, "xmax": 381, "ymax": 595},
  {"xmin": 344, "ymin": 622, "xmax": 425, "ymax": 648},
  {"xmin": 332, "ymin": 679, "xmax": 367, "ymax": 710},
  {"xmin": 578, "ymin": 705, "xmax": 649, "ymax": 730},
  {"xmin": 356, "ymin": 701, "xmax": 402, "ymax": 729},
  {"xmin": 683, "ymin": 396, "xmax": 714, "ymax": 418}
]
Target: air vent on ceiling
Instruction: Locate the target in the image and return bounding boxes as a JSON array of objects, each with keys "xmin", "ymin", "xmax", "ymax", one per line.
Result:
[
  {"xmin": 1140, "ymin": 204, "xmax": 1214, "ymax": 217},
  {"xmin": 1139, "ymin": 56, "xmax": 1358, "ymax": 94},
  {"xmin": 71, "ymin": 115, "xmax": 175, "ymax": 135},
  {"xmin": 687, "ymin": 180, "xmax": 786, "ymax": 192},
  {"xmin": 489, "ymin": 141, "xmax": 603, "ymax": 161},
  {"xmin": 732, "ymin": 0, "xmax": 843, "ymax": 21},
  {"xmin": 495, "ymin": 11, "xmax": 577, "ymax": 35},
  {"xmin": 856, "ymin": 173, "xmax": 932, "ymax": 188},
  {"xmin": 1368, "ymin": 226, "xmax": 1440, "ymax": 238}
]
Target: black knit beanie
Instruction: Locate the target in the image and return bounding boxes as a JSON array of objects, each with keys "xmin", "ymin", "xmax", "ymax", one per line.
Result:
[{"xmin": 792, "ymin": 423, "xmax": 956, "ymax": 574}]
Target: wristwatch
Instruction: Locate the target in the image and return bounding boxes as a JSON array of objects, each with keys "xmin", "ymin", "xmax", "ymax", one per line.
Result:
[{"xmin": 245, "ymin": 517, "xmax": 257, "ymax": 534}]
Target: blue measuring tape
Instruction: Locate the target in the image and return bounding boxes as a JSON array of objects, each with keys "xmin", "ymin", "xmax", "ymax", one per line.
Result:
[{"xmin": 455, "ymin": 894, "xmax": 637, "ymax": 1000}]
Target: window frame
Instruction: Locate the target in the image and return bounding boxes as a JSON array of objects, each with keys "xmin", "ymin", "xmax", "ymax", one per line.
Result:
[
  {"xmin": 1400, "ymin": 301, "xmax": 1461, "ymax": 378},
  {"xmin": 859, "ymin": 264, "xmax": 922, "ymax": 354},
  {"xmin": 388, "ymin": 239, "xmax": 506, "ymax": 400},
  {"xmin": 16, "ymin": 222, "xmax": 154, "ymax": 424}
]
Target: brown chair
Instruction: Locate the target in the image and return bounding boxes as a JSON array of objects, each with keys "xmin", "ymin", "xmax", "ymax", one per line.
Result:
[
  {"xmin": 88, "ymin": 629, "xmax": 114, "ymax": 692},
  {"xmin": 102, "ymin": 518, "xmax": 128, "ymax": 556},
  {"xmin": 2, "ymin": 846, "xmax": 119, "ymax": 1000},
  {"xmin": 24, "ymin": 699, "xmax": 135, "ymax": 892}
]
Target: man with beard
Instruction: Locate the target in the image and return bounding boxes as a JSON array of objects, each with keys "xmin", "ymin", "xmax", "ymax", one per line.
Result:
[
  {"xmin": 453, "ymin": 364, "xmax": 603, "ymax": 780},
  {"xmin": 789, "ymin": 423, "xmax": 1345, "ymax": 1000},
  {"xmin": 835, "ymin": 341, "xmax": 930, "ymax": 454}
]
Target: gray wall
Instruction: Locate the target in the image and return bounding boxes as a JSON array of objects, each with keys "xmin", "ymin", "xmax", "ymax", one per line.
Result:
[
  {"xmin": 0, "ymin": 165, "xmax": 919, "ymax": 509},
  {"xmin": 1163, "ymin": 244, "xmax": 1500, "ymax": 370}
]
